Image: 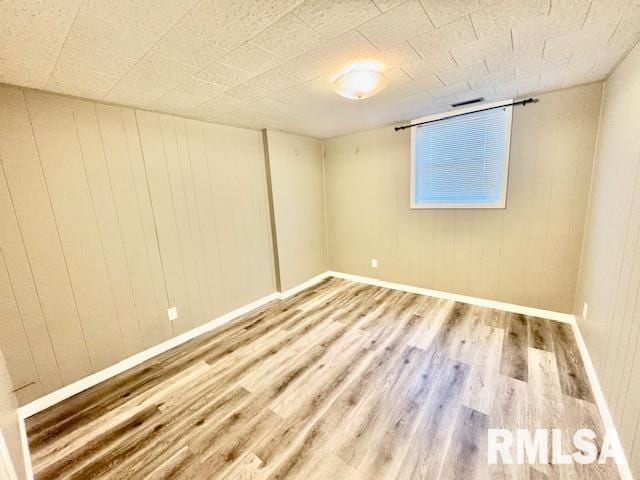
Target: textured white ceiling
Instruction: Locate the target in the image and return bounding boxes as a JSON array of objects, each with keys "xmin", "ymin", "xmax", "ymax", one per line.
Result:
[{"xmin": 2, "ymin": 0, "xmax": 639, "ymax": 138}]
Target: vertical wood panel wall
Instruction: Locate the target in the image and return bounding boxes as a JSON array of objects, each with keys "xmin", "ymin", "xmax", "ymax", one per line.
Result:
[
  {"xmin": 0, "ymin": 348, "xmax": 26, "ymax": 479},
  {"xmin": 575, "ymin": 42, "xmax": 640, "ymax": 476},
  {"xmin": 0, "ymin": 85, "xmax": 275, "ymax": 405},
  {"xmin": 324, "ymin": 83, "xmax": 602, "ymax": 314},
  {"xmin": 264, "ymin": 130, "xmax": 328, "ymax": 292}
]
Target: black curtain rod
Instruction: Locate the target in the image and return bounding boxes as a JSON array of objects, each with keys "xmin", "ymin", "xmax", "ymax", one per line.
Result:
[{"xmin": 394, "ymin": 97, "xmax": 538, "ymax": 131}]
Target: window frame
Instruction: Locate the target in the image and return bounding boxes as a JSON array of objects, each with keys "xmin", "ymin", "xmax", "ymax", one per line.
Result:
[{"xmin": 410, "ymin": 99, "xmax": 514, "ymax": 210}]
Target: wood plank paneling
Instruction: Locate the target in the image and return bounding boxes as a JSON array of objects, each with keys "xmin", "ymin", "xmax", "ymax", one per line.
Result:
[
  {"xmin": 204, "ymin": 123, "xmax": 246, "ymax": 310},
  {"xmin": 0, "ymin": 248, "xmax": 42, "ymax": 402},
  {"xmin": 183, "ymin": 119, "xmax": 222, "ymax": 317},
  {"xmin": 136, "ymin": 109, "xmax": 192, "ymax": 334},
  {"xmin": 173, "ymin": 117, "xmax": 212, "ymax": 321},
  {"xmin": 264, "ymin": 130, "xmax": 328, "ymax": 292},
  {"xmin": 203, "ymin": 123, "xmax": 275, "ymax": 309},
  {"xmin": 95, "ymin": 104, "xmax": 171, "ymax": 349},
  {"xmin": 574, "ymin": 41, "xmax": 640, "ymax": 477},
  {"xmin": 0, "ymin": 165, "xmax": 61, "ymax": 398},
  {"xmin": 71, "ymin": 99, "xmax": 145, "ymax": 356},
  {"xmin": 0, "ymin": 348, "xmax": 27, "ymax": 479},
  {"xmin": 0, "ymin": 85, "xmax": 275, "ymax": 405},
  {"xmin": 324, "ymin": 83, "xmax": 602, "ymax": 313},
  {"xmin": 158, "ymin": 114, "xmax": 203, "ymax": 331},
  {"xmin": 0, "ymin": 85, "xmax": 92, "ymax": 390},
  {"xmin": 24, "ymin": 90, "xmax": 126, "ymax": 371},
  {"xmin": 120, "ymin": 107, "xmax": 171, "ymax": 345},
  {"xmin": 25, "ymin": 279, "xmax": 619, "ymax": 479}
]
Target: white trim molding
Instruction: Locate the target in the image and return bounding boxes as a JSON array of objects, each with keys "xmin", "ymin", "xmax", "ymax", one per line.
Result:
[
  {"xmin": 17, "ymin": 416, "xmax": 33, "ymax": 480},
  {"xmin": 410, "ymin": 99, "xmax": 513, "ymax": 210},
  {"xmin": 328, "ymin": 270, "xmax": 631, "ymax": 479},
  {"xmin": 328, "ymin": 270, "xmax": 574, "ymax": 323},
  {"xmin": 0, "ymin": 431, "xmax": 18, "ymax": 480},
  {"xmin": 278, "ymin": 272, "xmax": 331, "ymax": 299},
  {"xmin": 19, "ymin": 291, "xmax": 281, "ymax": 419},
  {"xmin": 19, "ymin": 272, "xmax": 334, "ymax": 420},
  {"xmin": 569, "ymin": 316, "xmax": 633, "ymax": 480},
  {"xmin": 17, "ymin": 269, "xmax": 630, "ymax": 479}
]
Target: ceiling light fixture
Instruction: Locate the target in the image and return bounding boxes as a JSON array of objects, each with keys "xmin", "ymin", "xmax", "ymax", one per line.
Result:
[{"xmin": 332, "ymin": 60, "xmax": 387, "ymax": 100}]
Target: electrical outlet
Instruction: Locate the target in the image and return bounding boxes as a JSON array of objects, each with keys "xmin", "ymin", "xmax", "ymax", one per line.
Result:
[
  {"xmin": 371, "ymin": 258, "xmax": 378, "ymax": 268},
  {"xmin": 168, "ymin": 307, "xmax": 178, "ymax": 321},
  {"xmin": 582, "ymin": 303, "xmax": 589, "ymax": 319}
]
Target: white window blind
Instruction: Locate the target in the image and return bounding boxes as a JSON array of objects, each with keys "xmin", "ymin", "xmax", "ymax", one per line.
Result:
[{"xmin": 411, "ymin": 103, "xmax": 512, "ymax": 209}]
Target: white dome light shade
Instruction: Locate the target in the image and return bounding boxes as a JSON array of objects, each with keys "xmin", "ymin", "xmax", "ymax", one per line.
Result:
[{"xmin": 332, "ymin": 62, "xmax": 387, "ymax": 100}]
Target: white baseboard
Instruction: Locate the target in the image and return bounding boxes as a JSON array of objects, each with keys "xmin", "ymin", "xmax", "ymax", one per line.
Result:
[
  {"xmin": 19, "ymin": 291, "xmax": 281, "ymax": 420},
  {"xmin": 278, "ymin": 272, "xmax": 332, "ymax": 299},
  {"xmin": 17, "ymin": 270, "xmax": 629, "ymax": 479},
  {"xmin": 569, "ymin": 316, "xmax": 633, "ymax": 480},
  {"xmin": 15, "ymin": 275, "xmax": 331, "ymax": 480},
  {"xmin": 18, "ymin": 272, "xmax": 334, "ymax": 420},
  {"xmin": 329, "ymin": 270, "xmax": 631, "ymax": 479},
  {"xmin": 327, "ymin": 270, "xmax": 574, "ymax": 323},
  {"xmin": 0, "ymin": 431, "xmax": 18, "ymax": 480},
  {"xmin": 17, "ymin": 415, "xmax": 32, "ymax": 480}
]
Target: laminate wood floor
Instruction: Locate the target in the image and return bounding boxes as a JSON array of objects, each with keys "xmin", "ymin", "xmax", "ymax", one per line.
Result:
[{"xmin": 26, "ymin": 278, "xmax": 620, "ymax": 479}]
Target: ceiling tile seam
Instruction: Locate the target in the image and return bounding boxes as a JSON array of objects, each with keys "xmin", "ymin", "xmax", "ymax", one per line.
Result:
[
  {"xmin": 580, "ymin": 1, "xmax": 595, "ymax": 30},
  {"xmin": 142, "ymin": 4, "xmax": 334, "ymax": 108},
  {"xmin": 152, "ymin": 81, "xmax": 230, "ymax": 110},
  {"xmin": 607, "ymin": 17, "xmax": 624, "ymax": 44},
  {"xmin": 359, "ymin": 30, "xmax": 384, "ymax": 55},
  {"xmin": 400, "ymin": 65, "xmax": 417, "ymax": 82},
  {"xmin": 371, "ymin": 0, "xmax": 387, "ymax": 12},
  {"xmin": 183, "ymin": 67, "xmax": 295, "ymax": 114},
  {"xmin": 230, "ymin": 0, "xmax": 326, "ymax": 51},
  {"xmin": 355, "ymin": 26, "xmax": 383, "ymax": 51},
  {"xmin": 603, "ymin": 31, "xmax": 640, "ymax": 79},
  {"xmin": 99, "ymin": 0, "xmax": 222, "ymax": 100},
  {"xmin": 449, "ymin": 51, "xmax": 460, "ymax": 68},
  {"xmin": 464, "ymin": 80, "xmax": 473, "ymax": 93},
  {"xmin": 415, "ymin": 0, "xmax": 437, "ymax": 30},
  {"xmin": 468, "ymin": 14, "xmax": 480, "ymax": 41},
  {"xmin": 199, "ymin": 32, "xmax": 391, "ymax": 108},
  {"xmin": 433, "ymin": 73, "xmax": 447, "ymax": 89},
  {"xmin": 289, "ymin": 1, "xmax": 384, "ymax": 43},
  {"xmin": 7, "ymin": 0, "xmax": 624, "ymax": 136},
  {"xmin": 44, "ymin": 1, "xmax": 85, "ymax": 89},
  {"xmin": 218, "ymin": 50, "xmax": 286, "ymax": 77},
  {"xmin": 407, "ymin": 40, "xmax": 425, "ymax": 62},
  {"xmin": 181, "ymin": 5, "xmax": 481, "ymax": 108},
  {"xmin": 290, "ymin": 10, "xmax": 333, "ymax": 39}
]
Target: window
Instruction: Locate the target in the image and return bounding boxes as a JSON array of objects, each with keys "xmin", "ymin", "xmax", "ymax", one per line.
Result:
[{"xmin": 411, "ymin": 100, "xmax": 513, "ymax": 209}]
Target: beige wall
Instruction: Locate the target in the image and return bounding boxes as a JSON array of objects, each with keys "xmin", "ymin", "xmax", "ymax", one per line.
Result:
[
  {"xmin": 0, "ymin": 349, "xmax": 26, "ymax": 479},
  {"xmin": 575, "ymin": 42, "xmax": 640, "ymax": 476},
  {"xmin": 0, "ymin": 85, "xmax": 275, "ymax": 406},
  {"xmin": 324, "ymin": 83, "xmax": 602, "ymax": 313},
  {"xmin": 264, "ymin": 130, "xmax": 328, "ymax": 291}
]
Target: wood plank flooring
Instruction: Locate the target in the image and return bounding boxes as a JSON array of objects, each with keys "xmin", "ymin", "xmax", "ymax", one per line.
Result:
[{"xmin": 26, "ymin": 278, "xmax": 620, "ymax": 479}]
